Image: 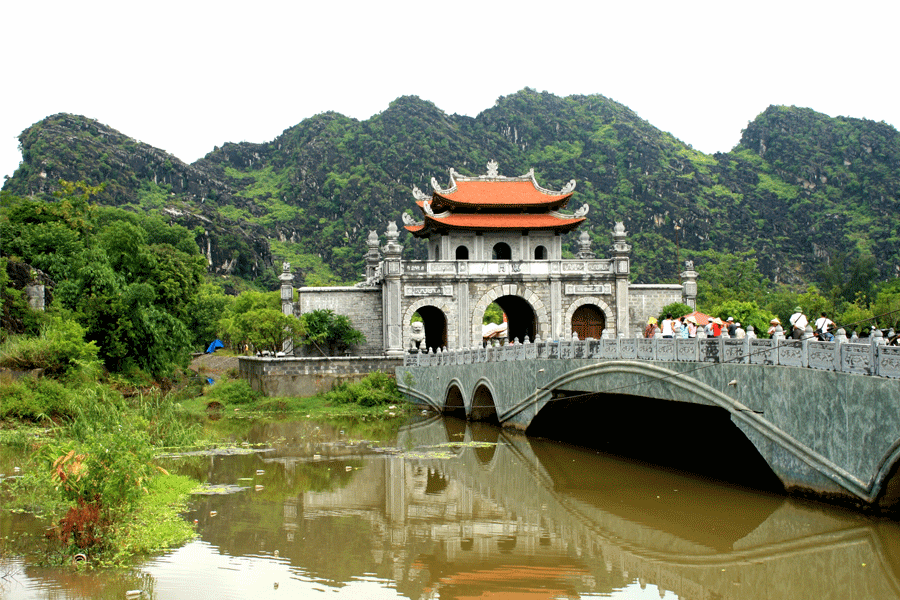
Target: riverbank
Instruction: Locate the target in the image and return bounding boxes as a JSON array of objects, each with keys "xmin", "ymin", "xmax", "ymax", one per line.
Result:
[{"xmin": 0, "ymin": 363, "xmax": 411, "ymax": 568}]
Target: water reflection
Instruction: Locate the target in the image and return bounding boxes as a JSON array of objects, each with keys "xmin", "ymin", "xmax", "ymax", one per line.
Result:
[{"xmin": 3, "ymin": 416, "xmax": 900, "ymax": 599}]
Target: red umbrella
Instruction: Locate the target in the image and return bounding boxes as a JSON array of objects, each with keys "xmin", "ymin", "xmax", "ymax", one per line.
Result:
[{"xmin": 682, "ymin": 311, "xmax": 711, "ymax": 326}]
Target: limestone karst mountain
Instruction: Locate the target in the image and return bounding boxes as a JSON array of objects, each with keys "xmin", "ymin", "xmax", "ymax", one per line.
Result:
[{"xmin": 4, "ymin": 90, "xmax": 898, "ymax": 287}]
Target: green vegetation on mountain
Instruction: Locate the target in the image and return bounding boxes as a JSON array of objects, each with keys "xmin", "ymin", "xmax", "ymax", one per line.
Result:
[{"xmin": 3, "ymin": 90, "xmax": 898, "ymax": 291}]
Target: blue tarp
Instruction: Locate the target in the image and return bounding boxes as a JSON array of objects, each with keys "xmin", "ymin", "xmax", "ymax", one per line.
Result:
[{"xmin": 205, "ymin": 339, "xmax": 224, "ymax": 354}]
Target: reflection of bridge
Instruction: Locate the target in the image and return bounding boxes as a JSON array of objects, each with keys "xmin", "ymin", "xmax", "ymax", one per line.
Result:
[
  {"xmin": 397, "ymin": 336, "xmax": 900, "ymax": 509},
  {"xmin": 230, "ymin": 417, "xmax": 900, "ymax": 599}
]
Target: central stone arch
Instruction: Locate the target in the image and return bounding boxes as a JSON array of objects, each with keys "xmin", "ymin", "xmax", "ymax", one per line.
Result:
[{"xmin": 472, "ymin": 285, "xmax": 549, "ymax": 344}]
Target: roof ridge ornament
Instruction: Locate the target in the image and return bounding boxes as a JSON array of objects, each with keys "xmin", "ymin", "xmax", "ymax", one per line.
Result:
[
  {"xmin": 412, "ymin": 185, "xmax": 429, "ymax": 201},
  {"xmin": 486, "ymin": 160, "xmax": 499, "ymax": 177},
  {"xmin": 431, "ymin": 174, "xmax": 458, "ymax": 195},
  {"xmin": 401, "ymin": 212, "xmax": 422, "ymax": 226}
]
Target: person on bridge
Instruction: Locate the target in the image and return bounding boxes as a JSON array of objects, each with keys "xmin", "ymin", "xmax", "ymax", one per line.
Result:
[
  {"xmin": 767, "ymin": 318, "xmax": 781, "ymax": 337},
  {"xmin": 789, "ymin": 306, "xmax": 808, "ymax": 339},
  {"xmin": 661, "ymin": 314, "xmax": 675, "ymax": 338},
  {"xmin": 815, "ymin": 312, "xmax": 835, "ymax": 341},
  {"xmin": 726, "ymin": 317, "xmax": 737, "ymax": 337},
  {"xmin": 644, "ymin": 317, "xmax": 659, "ymax": 338},
  {"xmin": 685, "ymin": 315, "xmax": 698, "ymax": 338}
]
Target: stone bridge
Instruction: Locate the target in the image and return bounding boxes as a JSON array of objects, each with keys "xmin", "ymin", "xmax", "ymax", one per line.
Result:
[{"xmin": 396, "ymin": 335, "xmax": 900, "ymax": 509}]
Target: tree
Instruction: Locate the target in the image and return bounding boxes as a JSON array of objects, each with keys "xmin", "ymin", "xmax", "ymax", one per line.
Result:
[
  {"xmin": 710, "ymin": 300, "xmax": 777, "ymax": 338},
  {"xmin": 238, "ymin": 309, "xmax": 304, "ymax": 354},
  {"xmin": 299, "ymin": 309, "xmax": 365, "ymax": 356},
  {"xmin": 692, "ymin": 250, "xmax": 770, "ymax": 306}
]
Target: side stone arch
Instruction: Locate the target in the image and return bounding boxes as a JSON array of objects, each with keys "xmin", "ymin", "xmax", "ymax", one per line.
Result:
[
  {"xmin": 403, "ymin": 298, "xmax": 455, "ymax": 350},
  {"xmin": 471, "ymin": 377, "xmax": 500, "ymax": 423},
  {"xmin": 471, "ymin": 285, "xmax": 550, "ymax": 345},
  {"xmin": 444, "ymin": 379, "xmax": 468, "ymax": 419},
  {"xmin": 564, "ymin": 297, "xmax": 615, "ymax": 338}
]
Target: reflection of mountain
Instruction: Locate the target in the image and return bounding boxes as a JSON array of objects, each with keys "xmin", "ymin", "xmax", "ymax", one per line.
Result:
[{"xmin": 176, "ymin": 417, "xmax": 900, "ymax": 600}]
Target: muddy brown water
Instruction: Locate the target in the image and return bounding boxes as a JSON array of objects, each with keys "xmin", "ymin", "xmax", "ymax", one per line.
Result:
[{"xmin": 2, "ymin": 415, "xmax": 900, "ymax": 599}]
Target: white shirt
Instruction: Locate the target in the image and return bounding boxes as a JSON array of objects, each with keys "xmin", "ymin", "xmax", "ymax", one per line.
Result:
[
  {"xmin": 790, "ymin": 312, "xmax": 808, "ymax": 330},
  {"xmin": 815, "ymin": 316, "xmax": 834, "ymax": 332},
  {"xmin": 661, "ymin": 319, "xmax": 674, "ymax": 336}
]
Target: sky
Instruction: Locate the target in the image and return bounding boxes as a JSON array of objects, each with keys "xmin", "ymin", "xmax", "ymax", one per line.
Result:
[{"xmin": 2, "ymin": 0, "xmax": 898, "ymax": 183}]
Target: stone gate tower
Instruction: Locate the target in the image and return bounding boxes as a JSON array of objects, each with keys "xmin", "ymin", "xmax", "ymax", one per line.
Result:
[
  {"xmin": 292, "ymin": 162, "xmax": 695, "ymax": 357},
  {"xmin": 383, "ymin": 161, "xmax": 628, "ymax": 355}
]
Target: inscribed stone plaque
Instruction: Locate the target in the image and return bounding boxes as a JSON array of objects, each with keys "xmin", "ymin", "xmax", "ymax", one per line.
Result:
[
  {"xmin": 877, "ymin": 345, "xmax": 900, "ymax": 378},
  {"xmin": 636, "ymin": 339, "xmax": 655, "ymax": 361},
  {"xmin": 403, "ymin": 285, "xmax": 453, "ymax": 297},
  {"xmin": 564, "ymin": 284, "xmax": 612, "ymax": 295},
  {"xmin": 808, "ymin": 341, "xmax": 837, "ymax": 371},
  {"xmin": 749, "ymin": 339, "xmax": 775, "ymax": 365},
  {"xmin": 656, "ymin": 339, "xmax": 676, "ymax": 361}
]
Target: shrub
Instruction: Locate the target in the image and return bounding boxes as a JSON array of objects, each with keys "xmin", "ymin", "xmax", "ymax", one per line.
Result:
[
  {"xmin": 325, "ymin": 372, "xmax": 399, "ymax": 407},
  {"xmin": 204, "ymin": 378, "xmax": 259, "ymax": 405},
  {"xmin": 0, "ymin": 377, "xmax": 78, "ymax": 421},
  {"xmin": 0, "ymin": 315, "xmax": 101, "ymax": 379}
]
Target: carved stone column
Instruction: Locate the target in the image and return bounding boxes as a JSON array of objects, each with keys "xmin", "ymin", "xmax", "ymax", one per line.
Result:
[
  {"xmin": 365, "ymin": 230, "xmax": 381, "ymax": 282},
  {"xmin": 382, "ymin": 222, "xmax": 405, "ymax": 357},
  {"xmin": 680, "ymin": 260, "xmax": 699, "ymax": 309},
  {"xmin": 279, "ymin": 262, "xmax": 294, "ymax": 316},
  {"xmin": 610, "ymin": 222, "xmax": 632, "ymax": 338},
  {"xmin": 279, "ymin": 262, "xmax": 295, "ymax": 354}
]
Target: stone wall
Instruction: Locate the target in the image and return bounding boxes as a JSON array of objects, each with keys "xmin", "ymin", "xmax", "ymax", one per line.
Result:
[
  {"xmin": 628, "ymin": 284, "xmax": 684, "ymax": 335},
  {"xmin": 297, "ymin": 287, "xmax": 383, "ymax": 356},
  {"xmin": 240, "ymin": 356, "xmax": 403, "ymax": 397}
]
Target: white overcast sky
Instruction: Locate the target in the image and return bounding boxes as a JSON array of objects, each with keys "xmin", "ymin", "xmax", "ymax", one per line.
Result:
[{"xmin": 1, "ymin": 0, "xmax": 897, "ymax": 183}]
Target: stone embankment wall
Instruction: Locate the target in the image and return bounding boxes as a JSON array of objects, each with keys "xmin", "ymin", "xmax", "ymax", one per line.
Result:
[
  {"xmin": 297, "ymin": 287, "xmax": 384, "ymax": 356},
  {"xmin": 240, "ymin": 356, "xmax": 402, "ymax": 397}
]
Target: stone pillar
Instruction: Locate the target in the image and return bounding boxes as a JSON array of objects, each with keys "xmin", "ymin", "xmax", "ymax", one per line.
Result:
[
  {"xmin": 365, "ymin": 230, "xmax": 381, "ymax": 281},
  {"xmin": 279, "ymin": 262, "xmax": 294, "ymax": 316},
  {"xmin": 680, "ymin": 260, "xmax": 698, "ymax": 309},
  {"xmin": 382, "ymin": 222, "xmax": 405, "ymax": 357},
  {"xmin": 279, "ymin": 262, "xmax": 295, "ymax": 354},
  {"xmin": 610, "ymin": 222, "xmax": 632, "ymax": 338}
]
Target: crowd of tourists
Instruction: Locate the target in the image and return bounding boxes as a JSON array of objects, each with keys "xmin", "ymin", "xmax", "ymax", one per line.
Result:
[{"xmin": 644, "ymin": 308, "xmax": 838, "ymax": 341}]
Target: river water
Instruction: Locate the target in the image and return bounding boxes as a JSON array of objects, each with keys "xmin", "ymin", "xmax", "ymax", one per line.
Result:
[{"xmin": 2, "ymin": 415, "xmax": 900, "ymax": 599}]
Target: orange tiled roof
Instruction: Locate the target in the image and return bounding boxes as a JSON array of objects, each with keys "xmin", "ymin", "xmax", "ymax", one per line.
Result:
[
  {"xmin": 405, "ymin": 212, "xmax": 584, "ymax": 236},
  {"xmin": 434, "ymin": 180, "xmax": 571, "ymax": 209}
]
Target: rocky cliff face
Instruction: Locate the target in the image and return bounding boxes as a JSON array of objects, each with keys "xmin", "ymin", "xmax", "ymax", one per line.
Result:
[{"xmin": 5, "ymin": 114, "xmax": 275, "ymax": 279}]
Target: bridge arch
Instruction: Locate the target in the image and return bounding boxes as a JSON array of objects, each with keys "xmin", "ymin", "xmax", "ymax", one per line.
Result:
[
  {"xmin": 509, "ymin": 360, "xmax": 878, "ymax": 500},
  {"xmin": 565, "ymin": 297, "xmax": 613, "ymax": 339},
  {"xmin": 873, "ymin": 440, "xmax": 900, "ymax": 508},
  {"xmin": 472, "ymin": 285, "xmax": 550, "ymax": 345},
  {"xmin": 444, "ymin": 380, "xmax": 467, "ymax": 419},
  {"xmin": 404, "ymin": 298, "xmax": 452, "ymax": 351},
  {"xmin": 471, "ymin": 378, "xmax": 499, "ymax": 424}
]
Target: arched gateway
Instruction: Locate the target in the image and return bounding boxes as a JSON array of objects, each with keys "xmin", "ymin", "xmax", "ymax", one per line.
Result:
[{"xmin": 283, "ymin": 161, "xmax": 697, "ymax": 360}]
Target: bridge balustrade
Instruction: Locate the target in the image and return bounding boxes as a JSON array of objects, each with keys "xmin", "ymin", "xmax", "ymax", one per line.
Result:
[{"xmin": 404, "ymin": 333, "xmax": 900, "ymax": 378}]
